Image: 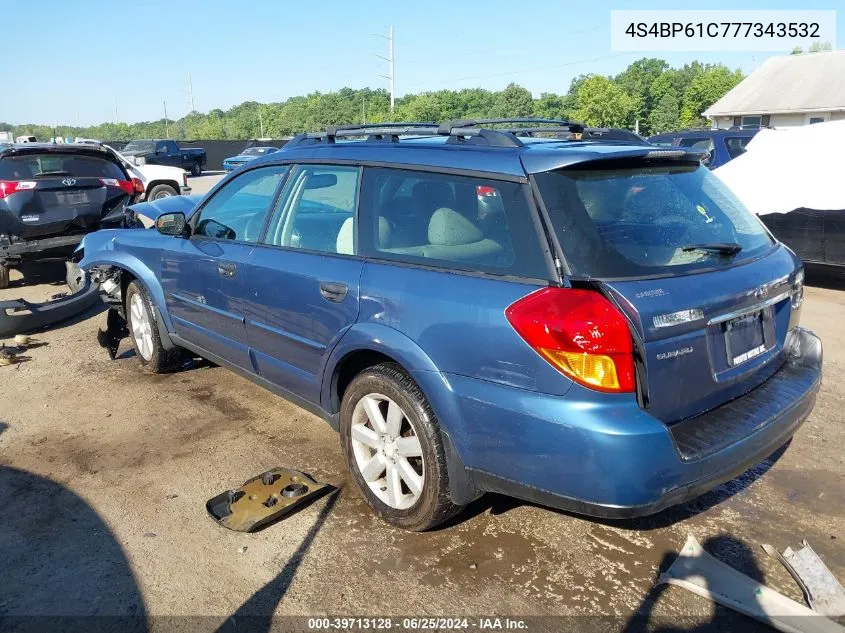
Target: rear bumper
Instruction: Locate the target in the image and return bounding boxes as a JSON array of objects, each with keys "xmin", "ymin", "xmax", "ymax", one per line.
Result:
[
  {"xmin": 436, "ymin": 327, "xmax": 822, "ymax": 518},
  {"xmin": 0, "ymin": 234, "xmax": 85, "ymax": 261}
]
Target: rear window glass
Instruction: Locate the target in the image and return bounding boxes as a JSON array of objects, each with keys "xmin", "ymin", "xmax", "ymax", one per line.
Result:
[
  {"xmin": 122, "ymin": 141, "xmax": 154, "ymax": 153},
  {"xmin": 358, "ymin": 167, "xmax": 549, "ymax": 278},
  {"xmin": 0, "ymin": 154, "xmax": 125, "ymax": 180},
  {"xmin": 725, "ymin": 136, "xmax": 752, "ymax": 159},
  {"xmin": 535, "ymin": 162, "xmax": 774, "ymax": 279}
]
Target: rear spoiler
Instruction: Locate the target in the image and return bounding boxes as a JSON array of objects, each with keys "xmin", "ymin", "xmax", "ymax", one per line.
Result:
[
  {"xmin": 521, "ymin": 146, "xmax": 708, "ymax": 174},
  {"xmin": 128, "ymin": 194, "xmax": 202, "ymax": 222}
]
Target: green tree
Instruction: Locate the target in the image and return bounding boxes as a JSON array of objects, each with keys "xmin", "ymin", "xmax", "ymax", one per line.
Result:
[
  {"xmin": 680, "ymin": 65, "xmax": 744, "ymax": 128},
  {"xmin": 491, "ymin": 83, "xmax": 534, "ymax": 118},
  {"xmin": 615, "ymin": 57, "xmax": 670, "ymax": 133},
  {"xmin": 533, "ymin": 92, "xmax": 567, "ymax": 119},
  {"xmin": 809, "ymin": 41, "xmax": 833, "ymax": 53},
  {"xmin": 570, "ymin": 75, "xmax": 637, "ymax": 127},
  {"xmin": 647, "ymin": 91, "xmax": 681, "ymax": 134}
]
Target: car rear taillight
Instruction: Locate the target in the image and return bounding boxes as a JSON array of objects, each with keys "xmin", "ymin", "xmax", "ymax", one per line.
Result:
[
  {"xmin": 132, "ymin": 178, "xmax": 145, "ymax": 195},
  {"xmin": 0, "ymin": 180, "xmax": 36, "ymax": 199},
  {"xmin": 476, "ymin": 185, "xmax": 498, "ymax": 198},
  {"xmin": 505, "ymin": 287, "xmax": 635, "ymax": 393},
  {"xmin": 100, "ymin": 178, "xmax": 137, "ymax": 196}
]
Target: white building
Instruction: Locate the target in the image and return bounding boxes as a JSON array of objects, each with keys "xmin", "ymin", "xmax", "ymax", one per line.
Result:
[{"xmin": 704, "ymin": 50, "xmax": 845, "ymax": 128}]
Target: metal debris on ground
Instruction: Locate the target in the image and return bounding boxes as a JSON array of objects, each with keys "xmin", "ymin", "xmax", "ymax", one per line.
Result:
[
  {"xmin": 207, "ymin": 468, "xmax": 331, "ymax": 533},
  {"xmin": 97, "ymin": 308, "xmax": 129, "ymax": 360},
  {"xmin": 763, "ymin": 541, "xmax": 845, "ymax": 617},
  {"xmin": 659, "ymin": 535, "xmax": 845, "ymax": 633}
]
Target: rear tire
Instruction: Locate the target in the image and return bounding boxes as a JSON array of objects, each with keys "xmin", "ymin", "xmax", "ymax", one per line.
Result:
[
  {"xmin": 0, "ymin": 264, "xmax": 8, "ymax": 290},
  {"xmin": 340, "ymin": 363, "xmax": 463, "ymax": 531},
  {"xmin": 125, "ymin": 280, "xmax": 181, "ymax": 373},
  {"xmin": 190, "ymin": 162, "xmax": 201, "ymax": 177},
  {"xmin": 147, "ymin": 184, "xmax": 177, "ymax": 200}
]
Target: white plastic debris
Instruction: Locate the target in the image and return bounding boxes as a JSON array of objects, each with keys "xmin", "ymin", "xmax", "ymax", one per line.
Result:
[{"xmin": 659, "ymin": 535, "xmax": 844, "ymax": 633}]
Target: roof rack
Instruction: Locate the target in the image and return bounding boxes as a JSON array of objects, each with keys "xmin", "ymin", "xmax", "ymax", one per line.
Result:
[{"xmin": 285, "ymin": 118, "xmax": 586, "ymax": 149}]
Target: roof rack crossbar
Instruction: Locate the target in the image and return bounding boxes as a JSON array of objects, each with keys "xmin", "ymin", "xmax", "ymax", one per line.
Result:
[
  {"xmin": 445, "ymin": 118, "xmax": 575, "ymax": 129},
  {"xmin": 287, "ymin": 123, "xmax": 527, "ymax": 148}
]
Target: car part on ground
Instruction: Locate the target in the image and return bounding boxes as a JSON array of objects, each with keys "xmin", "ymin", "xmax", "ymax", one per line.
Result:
[
  {"xmin": 0, "ymin": 274, "xmax": 99, "ymax": 337},
  {"xmin": 659, "ymin": 535, "xmax": 844, "ymax": 633},
  {"xmin": 206, "ymin": 468, "xmax": 331, "ymax": 532},
  {"xmin": 763, "ymin": 542, "xmax": 845, "ymax": 617}
]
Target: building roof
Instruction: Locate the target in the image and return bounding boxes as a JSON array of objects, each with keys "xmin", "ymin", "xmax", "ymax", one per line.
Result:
[{"xmin": 703, "ymin": 50, "xmax": 845, "ymax": 117}]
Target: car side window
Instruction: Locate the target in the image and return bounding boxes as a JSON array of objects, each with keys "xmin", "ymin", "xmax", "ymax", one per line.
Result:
[
  {"xmin": 357, "ymin": 167, "xmax": 548, "ymax": 278},
  {"xmin": 725, "ymin": 136, "xmax": 752, "ymax": 159},
  {"xmin": 263, "ymin": 165, "xmax": 360, "ymax": 255},
  {"xmin": 155, "ymin": 142, "xmax": 167, "ymax": 153},
  {"xmin": 193, "ymin": 166, "xmax": 288, "ymax": 243}
]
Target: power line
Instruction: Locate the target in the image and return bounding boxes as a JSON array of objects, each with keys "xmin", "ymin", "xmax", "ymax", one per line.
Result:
[
  {"xmin": 403, "ymin": 52, "xmax": 637, "ymax": 90},
  {"xmin": 400, "ymin": 26, "xmax": 603, "ymax": 66}
]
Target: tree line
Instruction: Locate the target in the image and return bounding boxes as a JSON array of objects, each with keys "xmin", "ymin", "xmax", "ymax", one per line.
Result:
[{"xmin": 3, "ymin": 57, "xmax": 745, "ymax": 142}]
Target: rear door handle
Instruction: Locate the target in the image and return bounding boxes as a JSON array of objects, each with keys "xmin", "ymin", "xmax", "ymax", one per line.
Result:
[
  {"xmin": 218, "ymin": 262, "xmax": 237, "ymax": 278},
  {"xmin": 320, "ymin": 282, "xmax": 348, "ymax": 303}
]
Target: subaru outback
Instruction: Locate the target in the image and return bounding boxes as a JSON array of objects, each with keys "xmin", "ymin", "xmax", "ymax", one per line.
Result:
[{"xmin": 78, "ymin": 119, "xmax": 821, "ymax": 531}]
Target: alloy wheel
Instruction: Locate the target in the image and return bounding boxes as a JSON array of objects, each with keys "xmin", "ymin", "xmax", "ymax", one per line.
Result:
[{"xmin": 350, "ymin": 393, "xmax": 425, "ymax": 510}]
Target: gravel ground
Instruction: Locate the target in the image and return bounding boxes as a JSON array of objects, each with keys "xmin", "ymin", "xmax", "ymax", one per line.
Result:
[{"xmin": 0, "ymin": 260, "xmax": 843, "ymax": 632}]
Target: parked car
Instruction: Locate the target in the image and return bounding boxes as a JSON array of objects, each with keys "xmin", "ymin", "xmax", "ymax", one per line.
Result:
[
  {"xmin": 648, "ymin": 127, "xmax": 762, "ymax": 169},
  {"xmin": 120, "ymin": 139, "xmax": 207, "ymax": 177},
  {"xmin": 105, "ymin": 145, "xmax": 191, "ymax": 201},
  {"xmin": 0, "ymin": 143, "xmax": 142, "ymax": 289},
  {"xmin": 223, "ymin": 146, "xmax": 280, "ymax": 172},
  {"xmin": 79, "ymin": 119, "xmax": 819, "ymax": 531},
  {"xmin": 714, "ymin": 121, "xmax": 845, "ymax": 270}
]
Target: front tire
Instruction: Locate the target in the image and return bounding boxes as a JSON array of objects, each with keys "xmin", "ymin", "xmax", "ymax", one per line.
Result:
[
  {"xmin": 190, "ymin": 162, "xmax": 202, "ymax": 177},
  {"xmin": 0, "ymin": 264, "xmax": 9, "ymax": 290},
  {"xmin": 147, "ymin": 183, "xmax": 177, "ymax": 200},
  {"xmin": 125, "ymin": 281, "xmax": 181, "ymax": 373},
  {"xmin": 340, "ymin": 363, "xmax": 463, "ymax": 531}
]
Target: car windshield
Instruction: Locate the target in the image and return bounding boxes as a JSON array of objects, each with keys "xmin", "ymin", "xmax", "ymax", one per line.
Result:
[
  {"xmin": 241, "ymin": 147, "xmax": 272, "ymax": 156},
  {"xmin": 122, "ymin": 141, "xmax": 154, "ymax": 153},
  {"xmin": 534, "ymin": 162, "xmax": 774, "ymax": 279}
]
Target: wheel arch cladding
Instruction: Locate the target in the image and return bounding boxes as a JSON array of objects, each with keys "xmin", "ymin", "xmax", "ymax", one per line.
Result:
[{"xmin": 321, "ymin": 322, "xmax": 479, "ymax": 504}]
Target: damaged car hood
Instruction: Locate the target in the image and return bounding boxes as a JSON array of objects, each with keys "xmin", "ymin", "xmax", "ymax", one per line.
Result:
[{"xmin": 128, "ymin": 195, "xmax": 202, "ymax": 222}]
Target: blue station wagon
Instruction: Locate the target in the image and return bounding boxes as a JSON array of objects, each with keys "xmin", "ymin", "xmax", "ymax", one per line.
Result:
[{"xmin": 78, "ymin": 119, "xmax": 821, "ymax": 530}]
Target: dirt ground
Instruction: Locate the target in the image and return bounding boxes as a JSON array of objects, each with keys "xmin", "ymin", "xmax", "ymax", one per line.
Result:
[{"xmin": 1, "ymin": 255, "xmax": 843, "ymax": 631}]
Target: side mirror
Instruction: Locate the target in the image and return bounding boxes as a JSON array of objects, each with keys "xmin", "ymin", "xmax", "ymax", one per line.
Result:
[{"xmin": 156, "ymin": 212, "xmax": 187, "ymax": 236}]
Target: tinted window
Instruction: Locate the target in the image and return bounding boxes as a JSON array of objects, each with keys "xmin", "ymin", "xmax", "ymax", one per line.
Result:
[
  {"xmin": 725, "ymin": 136, "xmax": 752, "ymax": 159},
  {"xmin": 0, "ymin": 153, "xmax": 124, "ymax": 179},
  {"xmin": 358, "ymin": 167, "xmax": 548, "ymax": 278},
  {"xmin": 264, "ymin": 165, "xmax": 360, "ymax": 254},
  {"xmin": 678, "ymin": 137, "xmax": 714, "ymax": 167},
  {"xmin": 193, "ymin": 166, "xmax": 287, "ymax": 242},
  {"xmin": 535, "ymin": 163, "xmax": 774, "ymax": 279},
  {"xmin": 122, "ymin": 141, "xmax": 154, "ymax": 153}
]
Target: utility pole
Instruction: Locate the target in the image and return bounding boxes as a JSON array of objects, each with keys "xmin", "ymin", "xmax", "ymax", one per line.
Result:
[
  {"xmin": 163, "ymin": 101, "xmax": 169, "ymax": 138},
  {"xmin": 374, "ymin": 25, "xmax": 395, "ymax": 115},
  {"xmin": 114, "ymin": 97, "xmax": 120, "ymax": 125},
  {"xmin": 362, "ymin": 97, "xmax": 366, "ymax": 124},
  {"xmin": 188, "ymin": 76, "xmax": 195, "ymax": 113},
  {"xmin": 259, "ymin": 109, "xmax": 265, "ymax": 138}
]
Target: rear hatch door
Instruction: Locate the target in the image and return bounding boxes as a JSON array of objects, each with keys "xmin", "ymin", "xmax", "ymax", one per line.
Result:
[
  {"xmin": 0, "ymin": 150, "xmax": 132, "ymax": 239},
  {"xmin": 533, "ymin": 156, "xmax": 802, "ymax": 423}
]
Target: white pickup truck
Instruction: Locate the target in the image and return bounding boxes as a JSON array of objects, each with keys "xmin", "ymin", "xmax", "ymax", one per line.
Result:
[{"xmin": 104, "ymin": 145, "xmax": 192, "ymax": 200}]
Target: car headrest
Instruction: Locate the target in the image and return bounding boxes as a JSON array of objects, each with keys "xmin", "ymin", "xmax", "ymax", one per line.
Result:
[
  {"xmin": 428, "ymin": 207, "xmax": 484, "ymax": 246},
  {"xmin": 413, "ymin": 181, "xmax": 454, "ymax": 212}
]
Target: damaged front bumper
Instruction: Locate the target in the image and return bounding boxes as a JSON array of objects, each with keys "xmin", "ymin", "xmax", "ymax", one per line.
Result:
[{"xmin": 0, "ymin": 275, "xmax": 100, "ymax": 337}]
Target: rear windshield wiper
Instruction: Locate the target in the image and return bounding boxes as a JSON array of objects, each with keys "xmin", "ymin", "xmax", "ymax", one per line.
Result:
[
  {"xmin": 681, "ymin": 242, "xmax": 743, "ymax": 256},
  {"xmin": 34, "ymin": 170, "xmax": 72, "ymax": 177}
]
